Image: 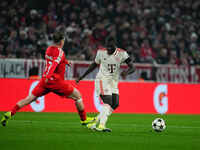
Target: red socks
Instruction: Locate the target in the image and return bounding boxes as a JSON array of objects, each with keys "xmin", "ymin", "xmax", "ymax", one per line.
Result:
[
  {"xmin": 11, "ymin": 104, "xmax": 20, "ymax": 116},
  {"xmin": 11, "ymin": 104, "xmax": 86, "ymax": 121},
  {"xmin": 78, "ymin": 110, "xmax": 86, "ymax": 121}
]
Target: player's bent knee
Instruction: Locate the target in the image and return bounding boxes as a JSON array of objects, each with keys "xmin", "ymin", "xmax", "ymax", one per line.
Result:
[
  {"xmin": 76, "ymin": 98, "xmax": 83, "ymax": 103},
  {"xmin": 103, "ymin": 104, "xmax": 113, "ymax": 116},
  {"xmin": 69, "ymin": 88, "xmax": 82, "ymax": 100}
]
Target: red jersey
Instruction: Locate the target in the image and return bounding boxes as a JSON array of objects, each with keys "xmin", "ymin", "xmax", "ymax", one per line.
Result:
[{"xmin": 43, "ymin": 46, "xmax": 69, "ymax": 80}]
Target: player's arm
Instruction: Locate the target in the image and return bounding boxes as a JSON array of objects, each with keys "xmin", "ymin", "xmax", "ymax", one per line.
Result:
[
  {"xmin": 65, "ymin": 58, "xmax": 72, "ymax": 67},
  {"xmin": 76, "ymin": 62, "xmax": 98, "ymax": 83},
  {"xmin": 121, "ymin": 57, "xmax": 136, "ymax": 78},
  {"xmin": 76, "ymin": 50, "xmax": 101, "ymax": 83}
]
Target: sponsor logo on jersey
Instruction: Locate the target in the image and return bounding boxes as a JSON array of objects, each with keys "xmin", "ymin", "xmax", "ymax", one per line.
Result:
[{"xmin": 115, "ymin": 57, "xmax": 120, "ymax": 62}]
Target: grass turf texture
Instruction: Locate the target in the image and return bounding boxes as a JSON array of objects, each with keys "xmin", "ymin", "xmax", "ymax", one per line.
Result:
[{"xmin": 0, "ymin": 112, "xmax": 200, "ymax": 150}]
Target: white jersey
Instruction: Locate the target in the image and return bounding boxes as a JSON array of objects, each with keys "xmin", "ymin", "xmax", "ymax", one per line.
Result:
[{"xmin": 95, "ymin": 48, "xmax": 129, "ymax": 81}]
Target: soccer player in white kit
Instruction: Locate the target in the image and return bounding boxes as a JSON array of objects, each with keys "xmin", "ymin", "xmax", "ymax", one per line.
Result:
[{"xmin": 76, "ymin": 37, "xmax": 135, "ymax": 132}]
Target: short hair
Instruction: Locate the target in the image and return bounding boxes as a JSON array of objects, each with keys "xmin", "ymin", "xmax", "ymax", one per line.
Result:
[
  {"xmin": 105, "ymin": 36, "xmax": 116, "ymax": 46},
  {"xmin": 52, "ymin": 31, "xmax": 65, "ymax": 43}
]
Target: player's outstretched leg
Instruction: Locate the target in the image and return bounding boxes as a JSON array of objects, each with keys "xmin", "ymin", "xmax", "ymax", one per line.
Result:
[
  {"xmin": 90, "ymin": 93, "xmax": 118, "ymax": 132},
  {"xmin": 68, "ymin": 88, "xmax": 95, "ymax": 125},
  {"xmin": 94, "ymin": 104, "xmax": 112, "ymax": 132},
  {"xmin": 1, "ymin": 94, "xmax": 37, "ymax": 127}
]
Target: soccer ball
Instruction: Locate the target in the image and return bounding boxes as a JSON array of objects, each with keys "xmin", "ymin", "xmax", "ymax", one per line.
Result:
[{"xmin": 152, "ymin": 118, "xmax": 166, "ymax": 132}]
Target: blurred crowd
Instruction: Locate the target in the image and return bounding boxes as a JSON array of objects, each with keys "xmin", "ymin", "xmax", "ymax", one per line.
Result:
[{"xmin": 1, "ymin": 0, "xmax": 200, "ymax": 65}]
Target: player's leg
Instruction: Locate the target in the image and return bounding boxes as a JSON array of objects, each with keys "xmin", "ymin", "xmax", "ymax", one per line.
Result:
[
  {"xmin": 111, "ymin": 94, "xmax": 119, "ymax": 110},
  {"xmin": 87, "ymin": 95, "xmax": 113, "ymax": 131},
  {"xmin": 1, "ymin": 79, "xmax": 48, "ymax": 127},
  {"xmin": 95, "ymin": 83, "xmax": 119, "ymax": 131},
  {"xmin": 1, "ymin": 94, "xmax": 38, "ymax": 127},
  {"xmin": 95, "ymin": 95, "xmax": 113, "ymax": 132},
  {"xmin": 52, "ymin": 81, "xmax": 95, "ymax": 125},
  {"xmin": 67, "ymin": 88, "xmax": 87, "ymax": 123},
  {"xmin": 13, "ymin": 94, "xmax": 38, "ymax": 115},
  {"xmin": 94, "ymin": 94, "xmax": 118, "ymax": 131},
  {"xmin": 68, "ymin": 88, "xmax": 95, "ymax": 125},
  {"xmin": 88, "ymin": 79, "xmax": 112, "ymax": 132},
  {"xmin": 111, "ymin": 81, "xmax": 119, "ymax": 110},
  {"xmin": 13, "ymin": 79, "xmax": 48, "ymax": 115},
  {"xmin": 95, "ymin": 95, "xmax": 112, "ymax": 124}
]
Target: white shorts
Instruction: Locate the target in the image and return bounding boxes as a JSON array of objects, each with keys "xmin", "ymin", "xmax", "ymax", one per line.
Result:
[{"xmin": 95, "ymin": 78, "xmax": 119, "ymax": 96}]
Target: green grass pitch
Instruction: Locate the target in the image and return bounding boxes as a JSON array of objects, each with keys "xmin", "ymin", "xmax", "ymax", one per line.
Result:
[{"xmin": 0, "ymin": 112, "xmax": 200, "ymax": 150}]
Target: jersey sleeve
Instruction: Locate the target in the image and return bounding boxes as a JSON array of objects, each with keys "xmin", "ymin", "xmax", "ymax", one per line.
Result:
[
  {"xmin": 45, "ymin": 47, "xmax": 63, "ymax": 78},
  {"xmin": 95, "ymin": 50, "xmax": 101, "ymax": 64},
  {"xmin": 121, "ymin": 51, "xmax": 130, "ymax": 63},
  {"xmin": 64, "ymin": 58, "xmax": 69, "ymax": 65}
]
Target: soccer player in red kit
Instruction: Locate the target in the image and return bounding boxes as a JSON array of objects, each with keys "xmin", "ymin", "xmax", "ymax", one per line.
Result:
[{"xmin": 1, "ymin": 31, "xmax": 94, "ymax": 126}]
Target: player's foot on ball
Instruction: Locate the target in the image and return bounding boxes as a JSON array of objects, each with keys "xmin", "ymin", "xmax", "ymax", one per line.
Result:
[
  {"xmin": 87, "ymin": 122, "xmax": 97, "ymax": 130},
  {"xmin": 1, "ymin": 112, "xmax": 11, "ymax": 127},
  {"xmin": 95, "ymin": 124, "xmax": 112, "ymax": 132},
  {"xmin": 81, "ymin": 117, "xmax": 96, "ymax": 125}
]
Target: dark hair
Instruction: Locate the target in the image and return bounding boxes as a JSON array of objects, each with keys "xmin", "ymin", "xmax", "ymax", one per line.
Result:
[
  {"xmin": 105, "ymin": 36, "xmax": 116, "ymax": 46},
  {"xmin": 141, "ymin": 71, "xmax": 148, "ymax": 80},
  {"xmin": 29, "ymin": 67, "xmax": 39, "ymax": 76},
  {"xmin": 52, "ymin": 31, "xmax": 65, "ymax": 43}
]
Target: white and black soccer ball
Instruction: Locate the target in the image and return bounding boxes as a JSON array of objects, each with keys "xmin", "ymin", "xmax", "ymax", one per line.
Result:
[{"xmin": 152, "ymin": 118, "xmax": 166, "ymax": 132}]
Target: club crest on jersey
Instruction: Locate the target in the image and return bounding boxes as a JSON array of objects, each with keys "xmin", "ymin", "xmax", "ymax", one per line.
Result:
[{"xmin": 115, "ymin": 57, "xmax": 120, "ymax": 62}]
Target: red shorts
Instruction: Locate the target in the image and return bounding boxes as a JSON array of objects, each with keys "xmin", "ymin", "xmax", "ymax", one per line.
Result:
[{"xmin": 32, "ymin": 78, "xmax": 74, "ymax": 97}]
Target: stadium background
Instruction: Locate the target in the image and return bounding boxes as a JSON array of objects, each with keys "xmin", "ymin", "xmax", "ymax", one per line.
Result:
[{"xmin": 1, "ymin": 1, "xmax": 200, "ymax": 150}]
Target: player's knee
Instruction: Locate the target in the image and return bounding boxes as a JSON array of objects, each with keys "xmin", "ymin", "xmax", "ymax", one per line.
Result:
[
  {"xmin": 72, "ymin": 88, "xmax": 82, "ymax": 100},
  {"xmin": 103, "ymin": 104, "xmax": 113, "ymax": 116},
  {"xmin": 75, "ymin": 91, "xmax": 82, "ymax": 100}
]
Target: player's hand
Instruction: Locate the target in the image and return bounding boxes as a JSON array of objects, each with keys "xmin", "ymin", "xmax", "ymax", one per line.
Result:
[
  {"xmin": 120, "ymin": 71, "xmax": 127, "ymax": 79},
  {"xmin": 75, "ymin": 77, "xmax": 81, "ymax": 84},
  {"xmin": 67, "ymin": 61, "xmax": 72, "ymax": 67}
]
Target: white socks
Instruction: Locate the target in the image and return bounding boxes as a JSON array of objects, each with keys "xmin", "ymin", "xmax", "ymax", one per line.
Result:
[{"xmin": 97, "ymin": 104, "xmax": 113, "ymax": 127}]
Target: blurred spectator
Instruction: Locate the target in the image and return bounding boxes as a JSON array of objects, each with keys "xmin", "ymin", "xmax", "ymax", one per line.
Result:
[
  {"xmin": 140, "ymin": 39, "xmax": 155, "ymax": 63},
  {"xmin": 169, "ymin": 50, "xmax": 180, "ymax": 65},
  {"xmin": 156, "ymin": 48, "xmax": 169, "ymax": 64},
  {"xmin": 138, "ymin": 71, "xmax": 149, "ymax": 82},
  {"xmin": 0, "ymin": 0, "xmax": 200, "ymax": 66},
  {"xmin": 29, "ymin": 67, "xmax": 40, "ymax": 80}
]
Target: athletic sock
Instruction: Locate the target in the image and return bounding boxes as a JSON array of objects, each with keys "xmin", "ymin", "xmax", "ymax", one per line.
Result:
[
  {"xmin": 99, "ymin": 104, "xmax": 111, "ymax": 127},
  {"xmin": 96, "ymin": 114, "xmax": 101, "ymax": 124},
  {"xmin": 78, "ymin": 109, "xmax": 86, "ymax": 121},
  {"xmin": 11, "ymin": 104, "xmax": 20, "ymax": 116}
]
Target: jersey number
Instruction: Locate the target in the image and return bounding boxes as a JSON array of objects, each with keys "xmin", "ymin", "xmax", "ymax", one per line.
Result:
[
  {"xmin": 108, "ymin": 64, "xmax": 116, "ymax": 73},
  {"xmin": 45, "ymin": 61, "xmax": 52, "ymax": 74}
]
